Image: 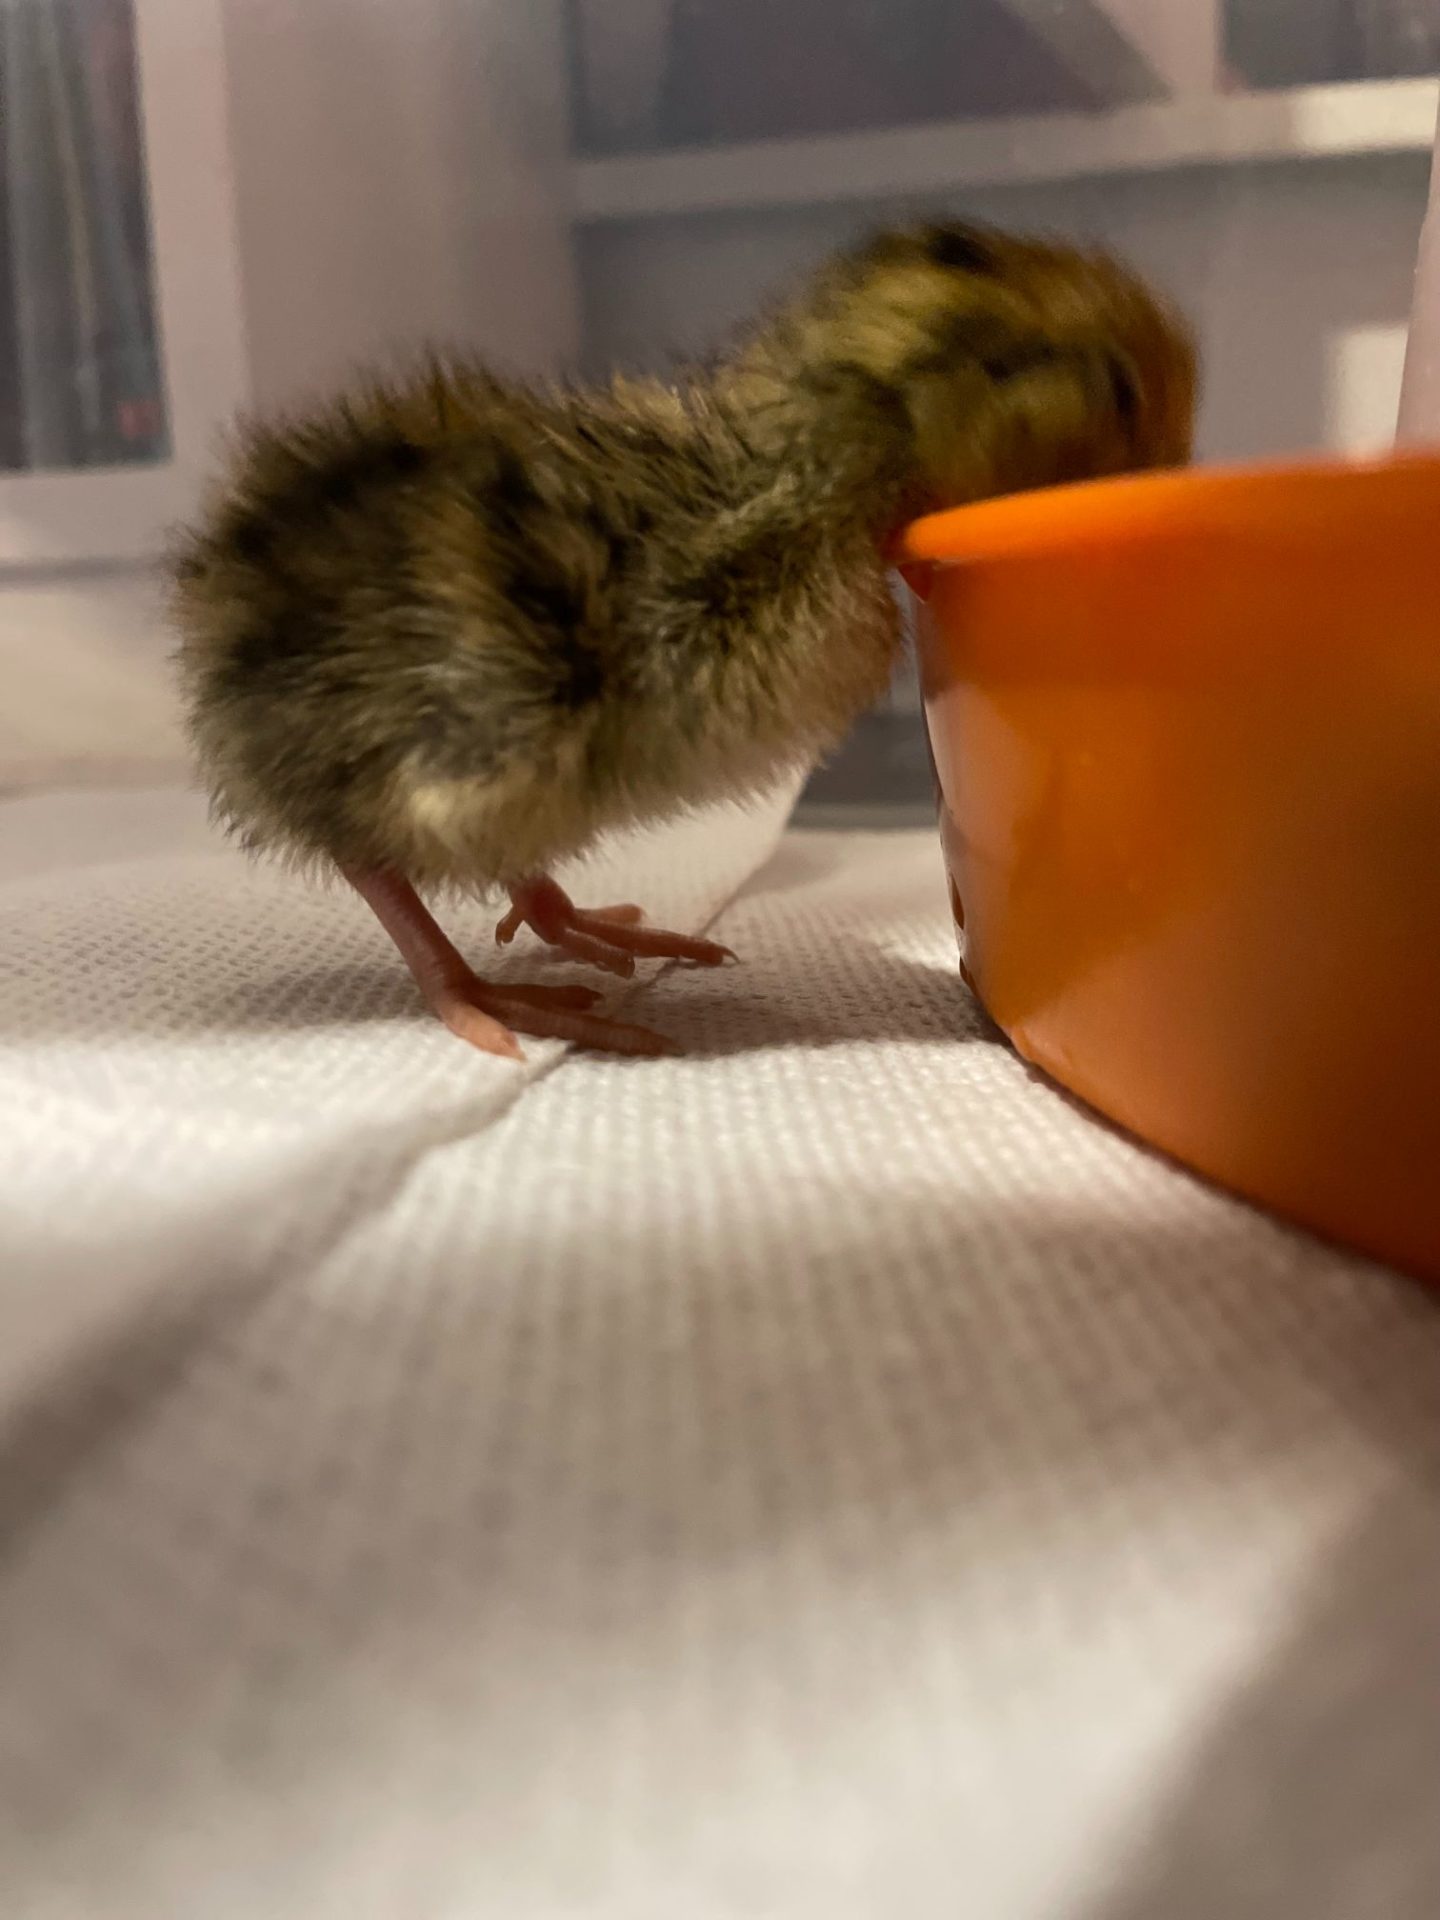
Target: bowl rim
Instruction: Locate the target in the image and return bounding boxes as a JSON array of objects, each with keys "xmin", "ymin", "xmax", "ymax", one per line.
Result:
[{"xmin": 895, "ymin": 448, "xmax": 1440, "ymax": 571}]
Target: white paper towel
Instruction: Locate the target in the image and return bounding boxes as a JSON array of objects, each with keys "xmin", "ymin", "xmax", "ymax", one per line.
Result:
[{"xmin": 0, "ymin": 800, "xmax": 1436, "ymax": 1920}]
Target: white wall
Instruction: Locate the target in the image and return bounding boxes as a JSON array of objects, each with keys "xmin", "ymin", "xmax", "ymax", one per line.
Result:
[
  {"xmin": 578, "ymin": 153, "xmax": 1432, "ymax": 462},
  {"xmin": 0, "ymin": 567, "xmax": 184, "ymax": 785},
  {"xmin": 219, "ymin": 0, "xmax": 581, "ymax": 410},
  {"xmin": 1095, "ymin": 0, "xmax": 1220, "ymax": 96}
]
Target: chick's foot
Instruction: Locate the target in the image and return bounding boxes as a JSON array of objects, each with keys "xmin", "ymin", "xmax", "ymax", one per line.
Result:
[
  {"xmin": 495, "ymin": 875, "xmax": 736, "ymax": 977},
  {"xmin": 344, "ymin": 867, "xmax": 674, "ymax": 1059}
]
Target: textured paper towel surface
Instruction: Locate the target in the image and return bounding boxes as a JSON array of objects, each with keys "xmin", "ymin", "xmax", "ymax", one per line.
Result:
[
  {"xmin": 1, "ymin": 803, "xmax": 1437, "ymax": 1920},
  {"xmin": 0, "ymin": 783, "xmax": 796, "ymax": 1417}
]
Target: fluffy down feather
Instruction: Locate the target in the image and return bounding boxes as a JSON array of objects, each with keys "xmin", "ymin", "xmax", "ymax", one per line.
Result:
[{"xmin": 172, "ymin": 221, "xmax": 1196, "ymax": 892}]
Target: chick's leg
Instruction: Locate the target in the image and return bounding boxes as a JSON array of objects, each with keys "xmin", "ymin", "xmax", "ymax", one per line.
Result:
[
  {"xmin": 496, "ymin": 875, "xmax": 736, "ymax": 977},
  {"xmin": 342, "ymin": 867, "xmax": 673, "ymax": 1059}
]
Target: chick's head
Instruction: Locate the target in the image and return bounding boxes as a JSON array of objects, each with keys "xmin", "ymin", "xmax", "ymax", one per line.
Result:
[{"xmin": 768, "ymin": 220, "xmax": 1197, "ymax": 516}]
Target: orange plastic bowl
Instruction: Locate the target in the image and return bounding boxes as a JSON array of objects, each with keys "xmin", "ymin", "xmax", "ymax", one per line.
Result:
[{"xmin": 899, "ymin": 453, "xmax": 1440, "ymax": 1282}]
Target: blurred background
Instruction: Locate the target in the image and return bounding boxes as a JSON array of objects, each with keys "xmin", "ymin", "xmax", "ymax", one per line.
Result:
[{"xmin": 1, "ymin": 0, "xmax": 1436, "ymax": 809}]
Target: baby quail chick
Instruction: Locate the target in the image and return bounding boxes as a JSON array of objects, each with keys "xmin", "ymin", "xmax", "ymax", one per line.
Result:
[{"xmin": 172, "ymin": 220, "xmax": 1196, "ymax": 1059}]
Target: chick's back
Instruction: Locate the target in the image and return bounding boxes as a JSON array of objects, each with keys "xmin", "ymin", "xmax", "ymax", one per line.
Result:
[{"xmin": 173, "ymin": 367, "xmax": 754, "ymax": 888}]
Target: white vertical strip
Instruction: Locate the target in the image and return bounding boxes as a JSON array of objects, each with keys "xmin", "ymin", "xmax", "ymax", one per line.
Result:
[{"xmin": 1396, "ymin": 106, "xmax": 1440, "ymax": 443}]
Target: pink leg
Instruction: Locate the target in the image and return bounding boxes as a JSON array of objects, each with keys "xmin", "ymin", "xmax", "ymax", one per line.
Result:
[
  {"xmin": 343, "ymin": 867, "xmax": 674, "ymax": 1059},
  {"xmin": 496, "ymin": 875, "xmax": 736, "ymax": 978}
]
